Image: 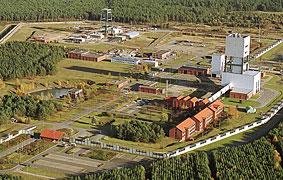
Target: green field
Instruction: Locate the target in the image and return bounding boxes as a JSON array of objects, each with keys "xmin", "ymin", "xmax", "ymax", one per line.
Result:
[
  {"xmin": 22, "ymin": 166, "xmax": 66, "ymax": 179},
  {"xmin": 260, "ymin": 42, "xmax": 283, "ymax": 61},
  {"xmin": 222, "ymin": 97, "xmax": 261, "ymax": 107},
  {"xmin": 80, "ymin": 148, "xmax": 117, "ymax": 161}
]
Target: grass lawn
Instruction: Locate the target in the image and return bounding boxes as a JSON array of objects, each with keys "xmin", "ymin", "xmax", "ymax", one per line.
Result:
[
  {"xmin": 222, "ymin": 97, "xmax": 261, "ymax": 107},
  {"xmin": 0, "ymin": 24, "xmax": 6, "ymax": 32},
  {"xmin": 259, "ymin": 42, "xmax": 283, "ymax": 61},
  {"xmin": 195, "ymin": 129, "xmax": 255, "ymax": 152},
  {"xmin": 22, "ymin": 166, "xmax": 66, "ymax": 179},
  {"xmin": 80, "ymin": 148, "xmax": 118, "ymax": 161},
  {"xmin": 0, "ymin": 152, "xmax": 32, "ymax": 170},
  {"xmin": 101, "ymin": 136, "xmax": 179, "ymax": 152}
]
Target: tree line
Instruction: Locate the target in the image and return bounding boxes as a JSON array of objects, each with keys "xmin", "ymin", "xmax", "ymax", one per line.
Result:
[
  {"xmin": 0, "ymin": 94, "xmax": 63, "ymax": 124},
  {"xmin": 114, "ymin": 120, "xmax": 165, "ymax": 143},
  {"xmin": 67, "ymin": 165, "xmax": 145, "ymax": 180},
  {"xmin": 0, "ymin": 41, "xmax": 65, "ymax": 80},
  {"xmin": 0, "ymin": 0, "xmax": 282, "ymax": 27}
]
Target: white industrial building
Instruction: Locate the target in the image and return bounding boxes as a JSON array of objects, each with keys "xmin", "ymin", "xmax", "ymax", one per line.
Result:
[
  {"xmin": 221, "ymin": 33, "xmax": 261, "ymax": 100},
  {"xmin": 111, "ymin": 27, "xmax": 123, "ymax": 35},
  {"xmin": 125, "ymin": 31, "xmax": 140, "ymax": 39},
  {"xmin": 211, "ymin": 54, "xmax": 225, "ymax": 77},
  {"xmin": 111, "ymin": 56, "xmax": 140, "ymax": 65}
]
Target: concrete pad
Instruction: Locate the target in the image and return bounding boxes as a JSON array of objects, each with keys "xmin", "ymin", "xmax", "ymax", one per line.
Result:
[
  {"xmin": 46, "ymin": 153, "xmax": 101, "ymax": 167},
  {"xmin": 34, "ymin": 159, "xmax": 83, "ymax": 173}
]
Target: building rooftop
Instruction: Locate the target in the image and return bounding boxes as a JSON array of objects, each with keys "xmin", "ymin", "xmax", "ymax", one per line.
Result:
[
  {"xmin": 209, "ymin": 99, "xmax": 224, "ymax": 112},
  {"xmin": 180, "ymin": 65, "xmax": 209, "ymax": 70},
  {"xmin": 176, "ymin": 118, "xmax": 195, "ymax": 132},
  {"xmin": 193, "ymin": 107, "xmax": 213, "ymax": 122},
  {"xmin": 69, "ymin": 49, "xmax": 85, "ymax": 54},
  {"xmin": 40, "ymin": 129, "xmax": 64, "ymax": 140},
  {"xmin": 190, "ymin": 97, "xmax": 199, "ymax": 103},
  {"xmin": 243, "ymin": 70, "xmax": 261, "ymax": 76},
  {"xmin": 125, "ymin": 31, "xmax": 139, "ymax": 36},
  {"xmin": 183, "ymin": 96, "xmax": 191, "ymax": 101}
]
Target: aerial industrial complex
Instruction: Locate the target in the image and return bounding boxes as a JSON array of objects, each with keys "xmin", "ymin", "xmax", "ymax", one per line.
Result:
[{"xmin": 0, "ymin": 6, "xmax": 282, "ymax": 179}]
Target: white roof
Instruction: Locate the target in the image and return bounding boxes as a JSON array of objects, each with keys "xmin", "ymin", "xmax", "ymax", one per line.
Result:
[
  {"xmin": 231, "ymin": 87, "xmax": 252, "ymax": 94},
  {"xmin": 243, "ymin": 70, "xmax": 261, "ymax": 76}
]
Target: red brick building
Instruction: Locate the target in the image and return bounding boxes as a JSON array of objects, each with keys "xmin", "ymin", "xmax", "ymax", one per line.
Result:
[
  {"xmin": 138, "ymin": 85, "xmax": 164, "ymax": 95},
  {"xmin": 229, "ymin": 90, "xmax": 253, "ymax": 100},
  {"xmin": 169, "ymin": 99, "xmax": 225, "ymax": 141},
  {"xmin": 192, "ymin": 107, "xmax": 214, "ymax": 131},
  {"xmin": 169, "ymin": 118, "xmax": 196, "ymax": 141},
  {"xmin": 68, "ymin": 49, "xmax": 107, "ymax": 62},
  {"xmin": 208, "ymin": 99, "xmax": 225, "ymax": 119},
  {"xmin": 170, "ymin": 96, "xmax": 199, "ymax": 110},
  {"xmin": 178, "ymin": 66, "xmax": 211, "ymax": 76}
]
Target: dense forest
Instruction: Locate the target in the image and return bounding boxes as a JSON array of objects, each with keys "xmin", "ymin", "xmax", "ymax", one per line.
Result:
[
  {"xmin": 151, "ymin": 152, "xmax": 211, "ymax": 179},
  {"xmin": 67, "ymin": 121, "xmax": 283, "ymax": 179},
  {"xmin": 114, "ymin": 120, "xmax": 165, "ymax": 143},
  {"xmin": 0, "ymin": 94, "xmax": 63, "ymax": 124},
  {"xmin": 0, "ymin": 41, "xmax": 65, "ymax": 80},
  {"xmin": 67, "ymin": 165, "xmax": 145, "ymax": 180},
  {"xmin": 0, "ymin": 0, "xmax": 282, "ymax": 26}
]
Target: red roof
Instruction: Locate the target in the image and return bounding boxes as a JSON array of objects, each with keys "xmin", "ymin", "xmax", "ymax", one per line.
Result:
[
  {"xmin": 189, "ymin": 97, "xmax": 198, "ymax": 103},
  {"xmin": 176, "ymin": 118, "xmax": 195, "ymax": 132},
  {"xmin": 176, "ymin": 96, "xmax": 185, "ymax": 100},
  {"xmin": 201, "ymin": 98, "xmax": 210, "ymax": 105},
  {"xmin": 40, "ymin": 129, "xmax": 64, "ymax": 140},
  {"xmin": 193, "ymin": 107, "xmax": 214, "ymax": 123},
  {"xmin": 209, "ymin": 99, "xmax": 224, "ymax": 112},
  {"xmin": 182, "ymin": 96, "xmax": 191, "ymax": 101}
]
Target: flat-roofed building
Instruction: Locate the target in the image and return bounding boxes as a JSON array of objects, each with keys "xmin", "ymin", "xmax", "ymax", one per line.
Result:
[
  {"xmin": 138, "ymin": 85, "xmax": 164, "ymax": 95},
  {"xmin": 111, "ymin": 56, "xmax": 140, "ymax": 65},
  {"xmin": 155, "ymin": 50, "xmax": 171, "ymax": 59},
  {"xmin": 178, "ymin": 65, "xmax": 211, "ymax": 76},
  {"xmin": 106, "ymin": 80, "xmax": 129, "ymax": 89}
]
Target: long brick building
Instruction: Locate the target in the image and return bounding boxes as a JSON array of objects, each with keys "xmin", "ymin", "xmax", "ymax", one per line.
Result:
[{"xmin": 169, "ymin": 99, "xmax": 224, "ymax": 142}]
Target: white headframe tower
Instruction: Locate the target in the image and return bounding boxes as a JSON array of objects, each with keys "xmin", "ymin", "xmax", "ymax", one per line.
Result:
[
  {"xmin": 221, "ymin": 33, "xmax": 261, "ymax": 100},
  {"xmin": 224, "ymin": 33, "xmax": 250, "ymax": 74}
]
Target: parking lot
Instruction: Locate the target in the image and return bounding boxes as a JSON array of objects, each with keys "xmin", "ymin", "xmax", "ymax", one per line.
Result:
[{"xmin": 20, "ymin": 145, "xmax": 150, "ymax": 176}]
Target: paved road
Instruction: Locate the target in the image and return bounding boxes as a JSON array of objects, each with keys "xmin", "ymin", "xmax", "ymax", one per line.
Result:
[
  {"xmin": 255, "ymin": 88, "xmax": 279, "ymax": 108},
  {"xmin": 0, "ymin": 138, "xmax": 36, "ymax": 158}
]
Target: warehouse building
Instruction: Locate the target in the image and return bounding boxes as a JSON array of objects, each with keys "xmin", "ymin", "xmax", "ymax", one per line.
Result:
[
  {"xmin": 68, "ymin": 49, "xmax": 107, "ymax": 62},
  {"xmin": 111, "ymin": 56, "xmax": 140, "ymax": 65},
  {"xmin": 125, "ymin": 31, "xmax": 140, "ymax": 39},
  {"xmin": 178, "ymin": 65, "xmax": 211, "ymax": 76}
]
